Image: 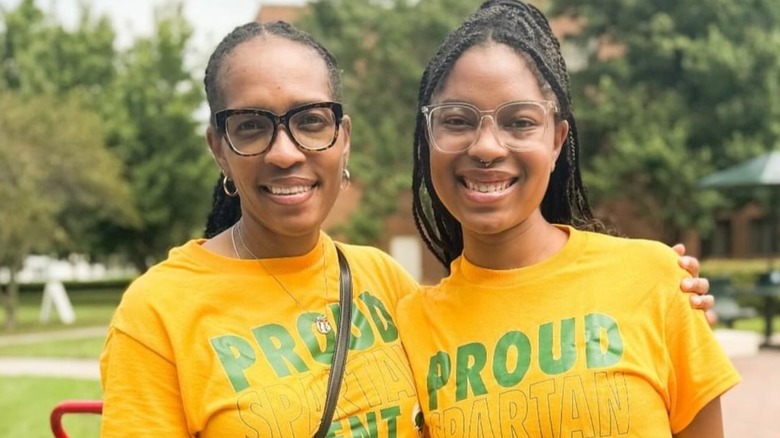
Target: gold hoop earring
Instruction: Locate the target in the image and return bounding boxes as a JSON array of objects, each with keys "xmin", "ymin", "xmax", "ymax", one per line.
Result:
[
  {"xmin": 222, "ymin": 175, "xmax": 238, "ymax": 197},
  {"xmin": 341, "ymin": 168, "xmax": 351, "ymax": 189}
]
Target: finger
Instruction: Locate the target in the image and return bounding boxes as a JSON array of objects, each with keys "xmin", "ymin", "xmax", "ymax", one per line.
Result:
[
  {"xmin": 672, "ymin": 243, "xmax": 686, "ymax": 256},
  {"xmin": 682, "ymin": 277, "xmax": 709, "ymax": 294},
  {"xmin": 690, "ymin": 294, "xmax": 715, "ymax": 311},
  {"xmin": 696, "ymin": 295, "xmax": 715, "ymax": 311},
  {"xmin": 706, "ymin": 309, "xmax": 719, "ymax": 326},
  {"xmin": 679, "ymin": 256, "xmax": 701, "ymax": 277}
]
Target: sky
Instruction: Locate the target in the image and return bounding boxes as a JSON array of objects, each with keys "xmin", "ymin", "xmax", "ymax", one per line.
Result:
[
  {"xmin": 0, "ymin": 0, "xmax": 307, "ymax": 66},
  {"xmin": 0, "ymin": 0, "xmax": 307, "ymax": 121}
]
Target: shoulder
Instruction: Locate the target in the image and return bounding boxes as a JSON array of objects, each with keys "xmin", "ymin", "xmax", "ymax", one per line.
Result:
[
  {"xmin": 335, "ymin": 242, "xmax": 419, "ymax": 288},
  {"xmin": 114, "ymin": 240, "xmax": 208, "ymax": 322},
  {"xmin": 581, "ymin": 231, "xmax": 682, "ymax": 274}
]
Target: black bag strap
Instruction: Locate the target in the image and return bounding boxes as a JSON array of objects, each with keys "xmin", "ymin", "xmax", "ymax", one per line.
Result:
[{"xmin": 313, "ymin": 246, "xmax": 352, "ymax": 437}]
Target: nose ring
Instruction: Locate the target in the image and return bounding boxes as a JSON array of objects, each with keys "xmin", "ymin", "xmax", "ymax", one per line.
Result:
[{"xmin": 477, "ymin": 159, "xmax": 493, "ymax": 168}]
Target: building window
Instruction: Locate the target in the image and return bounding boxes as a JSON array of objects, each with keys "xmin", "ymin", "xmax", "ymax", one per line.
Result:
[
  {"xmin": 702, "ymin": 219, "xmax": 731, "ymax": 258},
  {"xmin": 750, "ymin": 217, "xmax": 777, "ymax": 256}
]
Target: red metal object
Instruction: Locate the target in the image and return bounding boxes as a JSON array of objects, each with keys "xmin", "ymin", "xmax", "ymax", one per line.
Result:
[{"xmin": 50, "ymin": 400, "xmax": 103, "ymax": 438}]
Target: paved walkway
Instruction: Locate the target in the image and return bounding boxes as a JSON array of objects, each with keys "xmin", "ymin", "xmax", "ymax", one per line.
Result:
[
  {"xmin": 0, "ymin": 326, "xmax": 107, "ymax": 347},
  {"xmin": 0, "ymin": 357, "xmax": 99, "ymax": 379},
  {"xmin": 0, "ymin": 327, "xmax": 777, "ymax": 435},
  {"xmin": 0, "ymin": 326, "xmax": 105, "ymax": 380},
  {"xmin": 721, "ymin": 348, "xmax": 780, "ymax": 437}
]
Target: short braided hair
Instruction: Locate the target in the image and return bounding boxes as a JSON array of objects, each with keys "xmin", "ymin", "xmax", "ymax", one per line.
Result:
[
  {"xmin": 203, "ymin": 21, "xmax": 344, "ymax": 238},
  {"xmin": 412, "ymin": 0, "xmax": 604, "ymax": 268}
]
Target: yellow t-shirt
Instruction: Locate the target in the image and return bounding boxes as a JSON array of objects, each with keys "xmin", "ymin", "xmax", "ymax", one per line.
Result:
[
  {"xmin": 397, "ymin": 227, "xmax": 740, "ymax": 437},
  {"xmin": 101, "ymin": 232, "xmax": 421, "ymax": 437}
]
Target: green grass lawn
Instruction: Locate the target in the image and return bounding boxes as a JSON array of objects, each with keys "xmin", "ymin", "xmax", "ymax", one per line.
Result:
[
  {"xmin": 0, "ymin": 289, "xmax": 117, "ymax": 436},
  {"xmin": 6, "ymin": 288, "xmax": 122, "ymax": 334},
  {"xmin": 0, "ymin": 336, "xmax": 106, "ymax": 359},
  {"xmin": 718, "ymin": 316, "xmax": 780, "ymax": 333},
  {"xmin": 0, "ymin": 377, "xmax": 102, "ymax": 438}
]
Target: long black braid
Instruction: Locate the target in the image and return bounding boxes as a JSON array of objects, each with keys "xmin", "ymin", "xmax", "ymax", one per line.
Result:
[
  {"xmin": 203, "ymin": 21, "xmax": 344, "ymax": 238},
  {"xmin": 412, "ymin": 0, "xmax": 604, "ymax": 268}
]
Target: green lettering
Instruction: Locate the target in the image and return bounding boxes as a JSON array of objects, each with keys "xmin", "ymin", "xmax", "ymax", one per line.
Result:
[
  {"xmin": 529, "ymin": 379, "xmax": 556, "ymax": 436},
  {"xmin": 298, "ymin": 312, "xmax": 335, "ymax": 365},
  {"xmin": 236, "ymin": 391, "xmax": 273, "ymax": 437},
  {"xmin": 595, "ymin": 371, "xmax": 629, "ymax": 435},
  {"xmin": 252, "ymin": 324, "xmax": 309, "ymax": 377},
  {"xmin": 326, "ymin": 418, "xmax": 343, "ymax": 438},
  {"xmin": 538, "ymin": 318, "xmax": 576, "ymax": 374},
  {"xmin": 560, "ymin": 376, "xmax": 595, "ymax": 436},
  {"xmin": 380, "ymin": 406, "xmax": 401, "ymax": 438},
  {"xmin": 585, "ymin": 313, "xmax": 623, "ymax": 368},
  {"xmin": 348, "ymin": 411, "xmax": 378, "ymax": 438},
  {"xmin": 427, "ymin": 351, "xmax": 451, "ymax": 410},
  {"xmin": 468, "ymin": 398, "xmax": 495, "ymax": 437},
  {"xmin": 455, "ymin": 343, "xmax": 488, "ymax": 401},
  {"xmin": 493, "ymin": 331, "xmax": 532, "ymax": 387},
  {"xmin": 360, "ymin": 292, "xmax": 399, "ymax": 342},
  {"xmin": 498, "ymin": 390, "xmax": 531, "ymax": 438},
  {"xmin": 330, "ymin": 301, "xmax": 376, "ymax": 351},
  {"xmin": 210, "ymin": 335, "xmax": 256, "ymax": 392}
]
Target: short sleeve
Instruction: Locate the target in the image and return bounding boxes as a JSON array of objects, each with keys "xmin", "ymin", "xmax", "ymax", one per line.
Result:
[{"xmin": 663, "ymin": 281, "xmax": 741, "ymax": 432}]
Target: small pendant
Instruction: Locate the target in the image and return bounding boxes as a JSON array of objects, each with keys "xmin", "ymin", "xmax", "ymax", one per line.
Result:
[{"xmin": 315, "ymin": 315, "xmax": 332, "ymax": 334}]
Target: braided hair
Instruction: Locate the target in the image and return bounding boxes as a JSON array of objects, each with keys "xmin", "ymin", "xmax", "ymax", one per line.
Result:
[
  {"xmin": 412, "ymin": 0, "xmax": 604, "ymax": 268},
  {"xmin": 203, "ymin": 21, "xmax": 344, "ymax": 238}
]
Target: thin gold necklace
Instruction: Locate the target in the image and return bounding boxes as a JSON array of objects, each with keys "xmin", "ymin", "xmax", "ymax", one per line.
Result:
[{"xmin": 231, "ymin": 220, "xmax": 332, "ymax": 335}]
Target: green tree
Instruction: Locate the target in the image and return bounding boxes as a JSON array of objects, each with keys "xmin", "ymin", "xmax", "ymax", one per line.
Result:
[
  {"xmin": 297, "ymin": 0, "xmax": 483, "ymax": 243},
  {"xmin": 0, "ymin": 91, "xmax": 135, "ymax": 330},
  {"xmin": 90, "ymin": 3, "xmax": 213, "ymax": 270},
  {"xmin": 551, "ymin": 0, "xmax": 780, "ymax": 240},
  {"xmin": 0, "ymin": 0, "xmax": 137, "ymax": 330},
  {"xmin": 1, "ymin": 0, "xmax": 213, "ymax": 272}
]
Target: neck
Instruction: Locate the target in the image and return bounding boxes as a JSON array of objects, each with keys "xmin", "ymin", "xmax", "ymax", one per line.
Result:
[
  {"xmin": 236, "ymin": 219, "xmax": 321, "ymax": 259},
  {"xmin": 461, "ymin": 215, "xmax": 567, "ymax": 270}
]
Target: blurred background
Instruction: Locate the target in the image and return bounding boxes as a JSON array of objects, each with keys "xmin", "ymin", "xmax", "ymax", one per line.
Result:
[{"xmin": 0, "ymin": 0, "xmax": 778, "ymax": 436}]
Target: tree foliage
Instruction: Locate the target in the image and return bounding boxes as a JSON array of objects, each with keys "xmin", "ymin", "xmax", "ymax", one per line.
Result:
[
  {"xmin": 0, "ymin": 91, "xmax": 134, "ymax": 329},
  {"xmin": 552, "ymin": 0, "xmax": 780, "ymax": 240},
  {"xmin": 90, "ymin": 3, "xmax": 213, "ymax": 271},
  {"xmin": 297, "ymin": 0, "xmax": 483, "ymax": 243},
  {"xmin": 0, "ymin": 0, "xmax": 212, "ymax": 328},
  {"xmin": 0, "ymin": 0, "xmax": 212, "ymax": 272}
]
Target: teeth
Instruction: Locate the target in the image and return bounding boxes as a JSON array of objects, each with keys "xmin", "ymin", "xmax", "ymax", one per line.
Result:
[
  {"xmin": 464, "ymin": 179, "xmax": 511, "ymax": 193},
  {"xmin": 267, "ymin": 185, "xmax": 312, "ymax": 195}
]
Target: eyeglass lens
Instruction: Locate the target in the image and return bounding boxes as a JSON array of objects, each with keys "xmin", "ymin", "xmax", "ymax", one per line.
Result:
[
  {"xmin": 225, "ymin": 107, "xmax": 337, "ymax": 155},
  {"xmin": 428, "ymin": 102, "xmax": 551, "ymax": 152}
]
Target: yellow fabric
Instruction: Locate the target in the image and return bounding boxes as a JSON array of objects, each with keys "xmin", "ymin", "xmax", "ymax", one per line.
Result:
[
  {"xmin": 397, "ymin": 226, "xmax": 740, "ymax": 437},
  {"xmin": 101, "ymin": 232, "xmax": 421, "ymax": 437}
]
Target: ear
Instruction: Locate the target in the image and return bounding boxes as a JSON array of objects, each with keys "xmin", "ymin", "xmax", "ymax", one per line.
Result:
[
  {"xmin": 340, "ymin": 115, "xmax": 352, "ymax": 166},
  {"xmin": 206, "ymin": 125, "xmax": 230, "ymax": 177},
  {"xmin": 551, "ymin": 119, "xmax": 569, "ymax": 172}
]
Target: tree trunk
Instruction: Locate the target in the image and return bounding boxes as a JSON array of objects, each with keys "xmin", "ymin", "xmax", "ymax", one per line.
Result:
[{"xmin": 4, "ymin": 269, "xmax": 18, "ymax": 332}]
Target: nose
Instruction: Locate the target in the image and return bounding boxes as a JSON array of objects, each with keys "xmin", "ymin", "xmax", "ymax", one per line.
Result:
[
  {"xmin": 467, "ymin": 115, "xmax": 507, "ymax": 164},
  {"xmin": 264, "ymin": 125, "xmax": 306, "ymax": 168}
]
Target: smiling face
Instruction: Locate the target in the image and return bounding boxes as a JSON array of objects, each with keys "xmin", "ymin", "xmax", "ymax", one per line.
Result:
[
  {"xmin": 206, "ymin": 36, "xmax": 350, "ymax": 255},
  {"xmin": 428, "ymin": 42, "xmax": 568, "ymax": 242}
]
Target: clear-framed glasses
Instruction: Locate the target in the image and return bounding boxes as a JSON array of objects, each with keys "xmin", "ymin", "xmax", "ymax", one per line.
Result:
[
  {"xmin": 215, "ymin": 101, "xmax": 344, "ymax": 156},
  {"xmin": 422, "ymin": 100, "xmax": 558, "ymax": 153}
]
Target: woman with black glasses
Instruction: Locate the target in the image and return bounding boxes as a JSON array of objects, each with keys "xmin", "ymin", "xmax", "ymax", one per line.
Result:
[{"xmin": 99, "ymin": 19, "xmax": 714, "ymax": 437}]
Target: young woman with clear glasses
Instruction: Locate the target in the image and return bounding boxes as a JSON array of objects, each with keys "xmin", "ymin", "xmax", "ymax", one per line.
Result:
[{"xmin": 398, "ymin": 1, "xmax": 739, "ymax": 436}]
